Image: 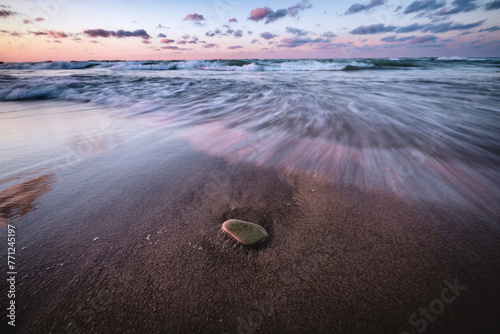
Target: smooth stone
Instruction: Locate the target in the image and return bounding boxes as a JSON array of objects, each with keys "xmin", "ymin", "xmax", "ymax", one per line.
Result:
[{"xmin": 222, "ymin": 219, "xmax": 268, "ymax": 246}]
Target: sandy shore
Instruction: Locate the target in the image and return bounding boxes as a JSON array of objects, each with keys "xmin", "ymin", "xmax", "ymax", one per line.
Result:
[{"xmin": 1, "ymin": 102, "xmax": 499, "ymax": 333}]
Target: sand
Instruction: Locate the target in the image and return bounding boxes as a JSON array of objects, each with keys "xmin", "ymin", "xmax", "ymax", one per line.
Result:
[{"xmin": 1, "ymin": 102, "xmax": 499, "ymax": 333}]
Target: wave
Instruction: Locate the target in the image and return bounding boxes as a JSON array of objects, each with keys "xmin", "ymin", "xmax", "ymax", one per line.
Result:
[
  {"xmin": 1, "ymin": 57, "xmax": 495, "ymax": 72},
  {"xmin": 1, "ymin": 58, "xmax": 499, "ymax": 211},
  {"xmin": 0, "ymin": 61, "xmax": 103, "ymax": 70}
]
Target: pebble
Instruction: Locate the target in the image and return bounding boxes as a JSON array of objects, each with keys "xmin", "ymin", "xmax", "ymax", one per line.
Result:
[
  {"xmin": 222, "ymin": 219, "xmax": 268, "ymax": 246},
  {"xmin": 93, "ymin": 237, "xmax": 100, "ymax": 241}
]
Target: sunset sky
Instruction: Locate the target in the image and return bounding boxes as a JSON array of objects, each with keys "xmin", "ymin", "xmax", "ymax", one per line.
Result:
[{"xmin": 1, "ymin": 0, "xmax": 499, "ymax": 61}]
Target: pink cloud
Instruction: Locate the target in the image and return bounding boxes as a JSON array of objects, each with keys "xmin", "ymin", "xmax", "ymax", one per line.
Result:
[
  {"xmin": 46, "ymin": 30, "xmax": 69, "ymax": 38},
  {"xmin": 183, "ymin": 13, "xmax": 205, "ymax": 23},
  {"xmin": 203, "ymin": 43, "xmax": 218, "ymax": 49},
  {"xmin": 30, "ymin": 30, "xmax": 69, "ymax": 38},
  {"xmin": 249, "ymin": 7, "xmax": 271, "ymax": 21},
  {"xmin": 160, "ymin": 38, "xmax": 175, "ymax": 44}
]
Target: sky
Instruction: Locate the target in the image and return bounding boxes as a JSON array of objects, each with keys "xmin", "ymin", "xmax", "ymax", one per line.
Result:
[{"xmin": 0, "ymin": 0, "xmax": 499, "ymax": 61}]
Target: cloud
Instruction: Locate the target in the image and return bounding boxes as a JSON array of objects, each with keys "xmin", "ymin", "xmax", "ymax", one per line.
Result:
[
  {"xmin": 0, "ymin": 9, "xmax": 15, "ymax": 17},
  {"xmin": 345, "ymin": 0, "xmax": 384, "ymax": 15},
  {"xmin": 182, "ymin": 34, "xmax": 190, "ymax": 39},
  {"xmin": 249, "ymin": 7, "xmax": 272, "ymax": 21},
  {"xmin": 30, "ymin": 30, "xmax": 69, "ymax": 38},
  {"xmin": 260, "ymin": 32, "xmax": 276, "ymax": 39},
  {"xmin": 404, "ymin": 0, "xmax": 445, "ymax": 14},
  {"xmin": 479, "ymin": 26, "xmax": 500, "ymax": 32},
  {"xmin": 160, "ymin": 38, "xmax": 175, "ymax": 44},
  {"xmin": 276, "ymin": 36, "xmax": 329, "ymax": 48},
  {"xmin": 395, "ymin": 20, "xmax": 485, "ymax": 33},
  {"xmin": 277, "ymin": 37, "xmax": 314, "ymax": 47},
  {"xmin": 228, "ymin": 45, "xmax": 243, "ymax": 49},
  {"xmin": 206, "ymin": 28, "xmax": 224, "ymax": 37},
  {"xmin": 234, "ymin": 29, "xmax": 243, "ymax": 38},
  {"xmin": 251, "ymin": 39, "xmax": 259, "ymax": 44},
  {"xmin": 381, "ymin": 35, "xmax": 416, "ymax": 42},
  {"xmin": 350, "ymin": 23, "xmax": 396, "ymax": 34},
  {"xmin": 436, "ymin": 0, "xmax": 479, "ymax": 16},
  {"xmin": 157, "ymin": 33, "xmax": 166, "ymax": 38},
  {"xmin": 177, "ymin": 40, "xmax": 187, "ymax": 45},
  {"xmin": 408, "ymin": 35, "xmax": 438, "ymax": 44},
  {"xmin": 286, "ymin": 27, "xmax": 309, "ymax": 36},
  {"xmin": 183, "ymin": 13, "xmax": 205, "ymax": 23},
  {"xmin": 30, "ymin": 31, "xmax": 47, "ymax": 36},
  {"xmin": 287, "ymin": 0, "xmax": 312, "ymax": 16},
  {"xmin": 161, "ymin": 45, "xmax": 179, "ymax": 50},
  {"xmin": 203, "ymin": 43, "xmax": 218, "ymax": 49},
  {"xmin": 262, "ymin": 8, "xmax": 287, "ymax": 23},
  {"xmin": 484, "ymin": 0, "xmax": 500, "ymax": 10},
  {"xmin": 248, "ymin": 0, "xmax": 311, "ymax": 23},
  {"xmin": 46, "ymin": 30, "xmax": 69, "ymax": 38},
  {"xmin": 423, "ymin": 19, "xmax": 485, "ymax": 32},
  {"xmin": 23, "ymin": 19, "xmax": 32, "ymax": 24},
  {"xmin": 115, "ymin": 29, "xmax": 150, "ymax": 39},
  {"xmin": 84, "ymin": 29, "xmax": 150, "ymax": 39},
  {"xmin": 35, "ymin": 17, "xmax": 45, "ymax": 22},
  {"xmin": 229, "ymin": 18, "xmax": 238, "ymax": 22},
  {"xmin": 395, "ymin": 23, "xmax": 422, "ymax": 33},
  {"xmin": 321, "ymin": 31, "xmax": 337, "ymax": 38}
]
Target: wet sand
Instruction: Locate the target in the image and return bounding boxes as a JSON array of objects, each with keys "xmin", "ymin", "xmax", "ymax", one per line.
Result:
[{"xmin": 1, "ymin": 102, "xmax": 499, "ymax": 333}]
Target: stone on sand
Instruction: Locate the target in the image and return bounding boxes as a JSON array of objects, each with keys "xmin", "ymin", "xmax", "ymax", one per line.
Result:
[{"xmin": 222, "ymin": 219, "xmax": 268, "ymax": 246}]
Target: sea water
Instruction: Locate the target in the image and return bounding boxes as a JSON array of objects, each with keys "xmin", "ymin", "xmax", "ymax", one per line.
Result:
[{"xmin": 1, "ymin": 58, "xmax": 499, "ymax": 212}]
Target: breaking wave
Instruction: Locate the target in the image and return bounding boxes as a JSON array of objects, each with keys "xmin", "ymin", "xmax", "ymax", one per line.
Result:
[{"xmin": 1, "ymin": 57, "xmax": 498, "ymax": 72}]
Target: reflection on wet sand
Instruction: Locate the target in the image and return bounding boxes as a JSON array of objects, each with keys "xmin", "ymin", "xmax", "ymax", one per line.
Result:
[
  {"xmin": 179, "ymin": 122, "xmax": 500, "ymax": 215},
  {"xmin": 0, "ymin": 173, "xmax": 54, "ymax": 227}
]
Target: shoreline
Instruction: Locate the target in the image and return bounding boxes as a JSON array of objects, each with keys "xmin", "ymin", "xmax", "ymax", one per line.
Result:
[{"xmin": 1, "ymin": 101, "xmax": 499, "ymax": 333}]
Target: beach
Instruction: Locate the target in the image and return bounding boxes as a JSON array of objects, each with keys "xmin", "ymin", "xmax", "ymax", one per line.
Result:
[{"xmin": 0, "ymin": 99, "xmax": 499, "ymax": 333}]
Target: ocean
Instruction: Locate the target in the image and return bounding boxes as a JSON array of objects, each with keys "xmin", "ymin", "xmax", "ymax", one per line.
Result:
[{"xmin": 1, "ymin": 57, "xmax": 499, "ymax": 212}]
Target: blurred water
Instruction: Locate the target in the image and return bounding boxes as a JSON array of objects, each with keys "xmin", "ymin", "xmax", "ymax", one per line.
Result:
[{"xmin": 1, "ymin": 58, "xmax": 499, "ymax": 211}]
